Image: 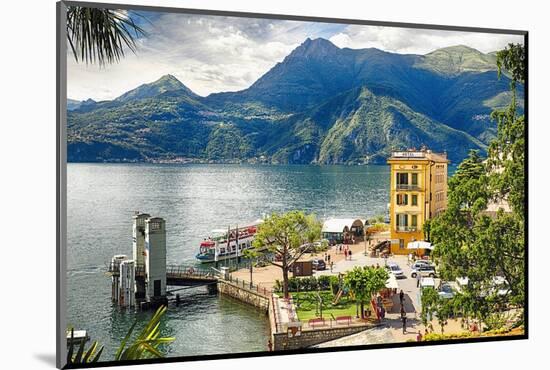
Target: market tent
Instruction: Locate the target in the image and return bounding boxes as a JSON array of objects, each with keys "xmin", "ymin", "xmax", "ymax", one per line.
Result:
[
  {"xmin": 322, "ymin": 218, "xmax": 365, "ymax": 233},
  {"xmin": 322, "ymin": 218, "xmax": 365, "ymax": 242}
]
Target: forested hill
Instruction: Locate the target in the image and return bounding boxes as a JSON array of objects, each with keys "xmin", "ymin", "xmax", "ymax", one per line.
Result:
[{"xmin": 67, "ymin": 38, "xmax": 523, "ymax": 164}]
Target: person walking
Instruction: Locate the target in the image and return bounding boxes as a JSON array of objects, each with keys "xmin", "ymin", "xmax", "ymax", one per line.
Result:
[
  {"xmin": 399, "ymin": 289, "xmax": 405, "ymax": 306},
  {"xmin": 330, "ymin": 261, "xmax": 334, "ymax": 272},
  {"xmin": 416, "ymin": 331, "xmax": 423, "ymax": 342},
  {"xmin": 327, "ymin": 254, "xmax": 331, "ymax": 263},
  {"xmin": 401, "ymin": 308, "xmax": 407, "ymax": 334},
  {"xmin": 344, "ymin": 249, "xmax": 348, "ymax": 260},
  {"xmin": 348, "ymin": 250, "xmax": 352, "ymax": 260},
  {"xmin": 416, "ymin": 272, "xmax": 421, "ymax": 288}
]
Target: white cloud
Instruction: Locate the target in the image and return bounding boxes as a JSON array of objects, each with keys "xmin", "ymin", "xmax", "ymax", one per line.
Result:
[
  {"xmin": 329, "ymin": 25, "xmax": 523, "ymax": 55},
  {"xmin": 67, "ymin": 11, "xmax": 524, "ymax": 101},
  {"xmin": 68, "ymin": 13, "xmax": 315, "ymax": 100}
]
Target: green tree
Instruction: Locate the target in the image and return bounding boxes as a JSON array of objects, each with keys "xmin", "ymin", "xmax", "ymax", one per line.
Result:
[
  {"xmin": 420, "ymin": 287, "xmax": 439, "ymax": 331},
  {"xmin": 489, "ymin": 43, "xmax": 526, "ymax": 215},
  {"xmin": 252, "ymin": 211, "xmax": 322, "ymax": 298},
  {"xmin": 241, "ymin": 248, "xmax": 259, "ymax": 288},
  {"xmin": 429, "ymin": 43, "xmax": 525, "ymax": 328},
  {"xmin": 67, "ymin": 6, "xmax": 146, "ymax": 65},
  {"xmin": 344, "ymin": 266, "xmax": 388, "ymax": 319}
]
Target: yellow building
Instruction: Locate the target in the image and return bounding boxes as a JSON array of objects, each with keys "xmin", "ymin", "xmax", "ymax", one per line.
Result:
[{"xmin": 387, "ymin": 149, "xmax": 449, "ymax": 255}]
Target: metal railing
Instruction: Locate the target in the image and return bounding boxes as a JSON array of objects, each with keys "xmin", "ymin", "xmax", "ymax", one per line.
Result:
[
  {"xmin": 300, "ymin": 316, "xmax": 368, "ymax": 330},
  {"xmin": 225, "ymin": 274, "xmax": 273, "ymax": 297},
  {"xmin": 271, "ymin": 295, "xmax": 283, "ymax": 333},
  {"xmin": 108, "ymin": 262, "xmax": 216, "ymax": 279},
  {"xmin": 396, "ymin": 184, "xmax": 421, "ymax": 191},
  {"xmin": 269, "ymin": 295, "xmax": 373, "ymax": 335},
  {"xmin": 396, "ymin": 226, "xmax": 417, "ymax": 232},
  {"xmin": 166, "ymin": 265, "xmax": 217, "ymax": 280}
]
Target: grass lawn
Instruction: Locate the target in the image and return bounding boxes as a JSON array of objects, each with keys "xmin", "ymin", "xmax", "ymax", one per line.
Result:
[{"xmin": 291, "ymin": 291, "xmax": 359, "ymax": 321}]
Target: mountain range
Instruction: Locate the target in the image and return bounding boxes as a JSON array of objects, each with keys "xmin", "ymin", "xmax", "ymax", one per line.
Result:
[{"xmin": 67, "ymin": 38, "xmax": 523, "ymax": 164}]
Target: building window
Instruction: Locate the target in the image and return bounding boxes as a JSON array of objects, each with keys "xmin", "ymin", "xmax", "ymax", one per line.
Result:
[
  {"xmin": 411, "ymin": 215, "xmax": 418, "ymax": 228},
  {"xmin": 412, "ymin": 194, "xmax": 418, "ymax": 206},
  {"xmin": 399, "ymin": 239, "xmax": 405, "ymax": 249},
  {"xmin": 397, "ymin": 193, "xmax": 408, "ymax": 205},
  {"xmin": 396, "ymin": 214, "xmax": 408, "ymax": 231},
  {"xmin": 411, "ymin": 173, "xmax": 418, "ymax": 186},
  {"xmin": 396, "ymin": 173, "xmax": 408, "ymax": 185}
]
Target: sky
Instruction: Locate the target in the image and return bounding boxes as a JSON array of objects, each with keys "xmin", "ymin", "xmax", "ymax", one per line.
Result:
[{"xmin": 67, "ymin": 10, "xmax": 524, "ymax": 101}]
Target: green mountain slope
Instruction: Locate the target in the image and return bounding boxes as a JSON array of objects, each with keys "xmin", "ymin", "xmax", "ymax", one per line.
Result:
[
  {"xmin": 414, "ymin": 45, "xmax": 498, "ymax": 76},
  {"xmin": 260, "ymin": 87, "xmax": 486, "ymax": 164},
  {"xmin": 67, "ymin": 39, "xmax": 523, "ymax": 164}
]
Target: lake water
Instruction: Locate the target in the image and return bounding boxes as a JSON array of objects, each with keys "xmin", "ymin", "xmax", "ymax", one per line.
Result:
[{"xmin": 67, "ymin": 163, "xmax": 390, "ymax": 360}]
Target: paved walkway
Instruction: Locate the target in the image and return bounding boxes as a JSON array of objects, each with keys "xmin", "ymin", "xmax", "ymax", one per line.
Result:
[
  {"xmin": 231, "ymin": 234, "xmax": 390, "ymax": 289},
  {"xmin": 316, "ymin": 252, "xmax": 426, "ymax": 314},
  {"xmin": 313, "ymin": 317, "xmax": 469, "ymax": 347},
  {"xmin": 313, "ymin": 325, "xmax": 397, "ymax": 347}
]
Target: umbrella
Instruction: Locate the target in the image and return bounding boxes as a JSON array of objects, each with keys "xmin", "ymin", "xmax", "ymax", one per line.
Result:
[
  {"xmin": 385, "ymin": 274, "xmax": 399, "ymax": 289},
  {"xmin": 407, "ymin": 241, "xmax": 433, "ymax": 250}
]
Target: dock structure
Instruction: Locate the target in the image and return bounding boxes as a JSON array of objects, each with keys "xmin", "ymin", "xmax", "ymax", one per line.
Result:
[
  {"xmin": 144, "ymin": 217, "xmax": 167, "ymax": 304},
  {"xmin": 132, "ymin": 212, "xmax": 149, "ymax": 299},
  {"xmin": 109, "ymin": 212, "xmax": 220, "ymax": 309}
]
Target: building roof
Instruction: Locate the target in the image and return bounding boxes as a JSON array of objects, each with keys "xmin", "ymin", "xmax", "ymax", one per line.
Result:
[
  {"xmin": 388, "ymin": 149, "xmax": 449, "ymax": 163},
  {"xmin": 322, "ymin": 218, "xmax": 364, "ymax": 233}
]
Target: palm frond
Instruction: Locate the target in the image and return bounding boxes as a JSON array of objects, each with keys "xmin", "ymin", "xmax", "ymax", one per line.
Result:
[
  {"xmin": 66, "ymin": 6, "xmax": 146, "ymax": 65},
  {"xmin": 116, "ymin": 305, "xmax": 175, "ymax": 361},
  {"xmin": 67, "ymin": 305, "xmax": 173, "ymax": 364}
]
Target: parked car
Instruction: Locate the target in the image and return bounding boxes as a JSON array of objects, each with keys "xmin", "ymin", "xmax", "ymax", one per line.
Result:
[
  {"xmin": 386, "ymin": 262, "xmax": 405, "ymax": 279},
  {"xmin": 411, "ymin": 260, "xmax": 434, "ymax": 270},
  {"xmin": 438, "ymin": 282, "xmax": 455, "ymax": 299},
  {"xmin": 420, "ymin": 277, "xmax": 436, "ymax": 290},
  {"xmin": 311, "ymin": 259, "xmax": 326, "ymax": 271},
  {"xmin": 411, "ymin": 264, "xmax": 436, "ymax": 278}
]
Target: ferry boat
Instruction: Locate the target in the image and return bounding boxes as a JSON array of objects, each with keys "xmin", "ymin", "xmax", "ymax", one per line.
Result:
[{"xmin": 195, "ymin": 222, "xmax": 261, "ymax": 263}]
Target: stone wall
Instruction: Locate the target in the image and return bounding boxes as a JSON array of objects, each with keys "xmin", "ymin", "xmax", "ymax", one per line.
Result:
[
  {"xmin": 217, "ymin": 280, "xmax": 270, "ymax": 312},
  {"xmin": 272, "ymin": 324, "xmax": 372, "ymax": 351}
]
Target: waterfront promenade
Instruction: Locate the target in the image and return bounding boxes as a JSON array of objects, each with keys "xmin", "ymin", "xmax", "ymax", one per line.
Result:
[
  {"xmin": 231, "ymin": 233, "xmax": 475, "ymax": 347},
  {"xmin": 231, "ymin": 232, "xmax": 390, "ymax": 289}
]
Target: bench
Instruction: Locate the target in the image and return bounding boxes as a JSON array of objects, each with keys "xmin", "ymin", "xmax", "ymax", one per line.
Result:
[
  {"xmin": 335, "ymin": 315, "xmax": 352, "ymax": 325},
  {"xmin": 308, "ymin": 318, "xmax": 326, "ymax": 328}
]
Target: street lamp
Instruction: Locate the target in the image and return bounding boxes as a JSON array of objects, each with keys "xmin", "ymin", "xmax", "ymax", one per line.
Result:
[{"xmin": 364, "ymin": 227, "xmax": 369, "ymax": 256}]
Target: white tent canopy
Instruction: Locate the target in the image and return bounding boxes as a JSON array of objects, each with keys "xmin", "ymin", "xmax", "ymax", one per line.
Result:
[
  {"xmin": 322, "ymin": 218, "xmax": 365, "ymax": 233},
  {"xmin": 407, "ymin": 241, "xmax": 434, "ymax": 250}
]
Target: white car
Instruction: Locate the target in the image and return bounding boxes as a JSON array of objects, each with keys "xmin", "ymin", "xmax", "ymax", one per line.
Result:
[
  {"xmin": 411, "ymin": 264, "xmax": 436, "ymax": 278},
  {"xmin": 386, "ymin": 262, "xmax": 405, "ymax": 279},
  {"xmin": 419, "ymin": 277, "xmax": 436, "ymax": 289},
  {"xmin": 411, "ymin": 260, "xmax": 434, "ymax": 270}
]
